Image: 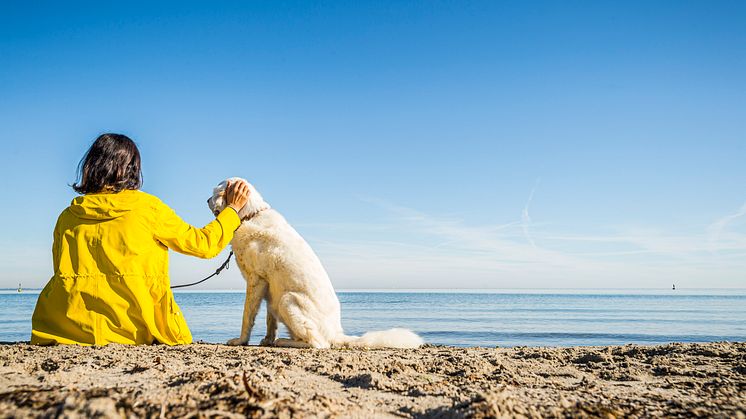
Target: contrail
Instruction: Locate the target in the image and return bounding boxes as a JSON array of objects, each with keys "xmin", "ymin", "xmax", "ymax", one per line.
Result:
[
  {"xmin": 707, "ymin": 201, "xmax": 746, "ymax": 252},
  {"xmin": 522, "ymin": 178, "xmax": 541, "ymax": 248}
]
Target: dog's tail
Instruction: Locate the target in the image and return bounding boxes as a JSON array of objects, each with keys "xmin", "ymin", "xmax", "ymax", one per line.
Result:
[{"xmin": 335, "ymin": 328, "xmax": 424, "ymax": 349}]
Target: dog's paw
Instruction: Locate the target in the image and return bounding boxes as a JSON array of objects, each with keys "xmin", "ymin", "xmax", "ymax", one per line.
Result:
[
  {"xmin": 259, "ymin": 337, "xmax": 275, "ymax": 347},
  {"xmin": 226, "ymin": 337, "xmax": 248, "ymax": 346}
]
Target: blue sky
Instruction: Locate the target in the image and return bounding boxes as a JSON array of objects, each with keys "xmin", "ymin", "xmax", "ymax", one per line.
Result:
[{"xmin": 1, "ymin": 1, "xmax": 745, "ymax": 289}]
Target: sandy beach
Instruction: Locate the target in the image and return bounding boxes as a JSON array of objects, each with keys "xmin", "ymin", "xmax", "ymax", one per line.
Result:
[{"xmin": 1, "ymin": 342, "xmax": 744, "ymax": 418}]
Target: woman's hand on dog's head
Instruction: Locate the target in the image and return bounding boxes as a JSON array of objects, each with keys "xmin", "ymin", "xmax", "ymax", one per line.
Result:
[{"xmin": 226, "ymin": 180, "xmax": 250, "ymax": 213}]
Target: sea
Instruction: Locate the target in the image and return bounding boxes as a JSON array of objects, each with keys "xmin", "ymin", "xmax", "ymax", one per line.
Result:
[{"xmin": 2, "ymin": 289, "xmax": 745, "ymax": 347}]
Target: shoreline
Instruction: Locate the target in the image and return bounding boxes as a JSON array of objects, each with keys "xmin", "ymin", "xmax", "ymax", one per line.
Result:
[
  {"xmin": 5, "ymin": 287, "xmax": 746, "ymax": 293},
  {"xmin": 1, "ymin": 342, "xmax": 744, "ymax": 418}
]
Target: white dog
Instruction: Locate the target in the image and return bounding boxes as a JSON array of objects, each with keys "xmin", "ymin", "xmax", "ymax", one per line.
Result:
[{"xmin": 208, "ymin": 178, "xmax": 423, "ymax": 349}]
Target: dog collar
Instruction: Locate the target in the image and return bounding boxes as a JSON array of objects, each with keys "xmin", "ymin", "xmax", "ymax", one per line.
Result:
[{"xmin": 241, "ymin": 208, "xmax": 268, "ymax": 222}]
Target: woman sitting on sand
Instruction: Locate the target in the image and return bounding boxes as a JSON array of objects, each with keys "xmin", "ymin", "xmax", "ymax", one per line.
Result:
[{"xmin": 31, "ymin": 133, "xmax": 249, "ymax": 345}]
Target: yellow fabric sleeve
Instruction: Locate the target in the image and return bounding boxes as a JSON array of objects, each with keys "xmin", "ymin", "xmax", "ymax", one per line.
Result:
[{"xmin": 154, "ymin": 204, "xmax": 241, "ymax": 259}]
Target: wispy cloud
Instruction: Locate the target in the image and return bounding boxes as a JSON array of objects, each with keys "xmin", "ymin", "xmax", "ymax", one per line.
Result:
[
  {"xmin": 707, "ymin": 202, "xmax": 746, "ymax": 253},
  {"xmin": 521, "ymin": 178, "xmax": 540, "ymax": 248},
  {"xmin": 302, "ymin": 196, "xmax": 746, "ymax": 289}
]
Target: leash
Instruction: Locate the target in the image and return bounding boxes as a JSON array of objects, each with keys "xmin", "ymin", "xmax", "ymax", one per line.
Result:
[
  {"xmin": 170, "ymin": 207, "xmax": 267, "ymax": 289},
  {"xmin": 170, "ymin": 251, "xmax": 234, "ymax": 289}
]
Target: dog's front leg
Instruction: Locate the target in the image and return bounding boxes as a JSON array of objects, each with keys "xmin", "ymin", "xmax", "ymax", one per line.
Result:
[
  {"xmin": 260, "ymin": 310, "xmax": 277, "ymax": 346},
  {"xmin": 227, "ymin": 278, "xmax": 266, "ymax": 346}
]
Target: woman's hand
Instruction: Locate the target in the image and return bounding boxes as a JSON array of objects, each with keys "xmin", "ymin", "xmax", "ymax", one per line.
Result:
[{"xmin": 226, "ymin": 180, "xmax": 250, "ymax": 213}]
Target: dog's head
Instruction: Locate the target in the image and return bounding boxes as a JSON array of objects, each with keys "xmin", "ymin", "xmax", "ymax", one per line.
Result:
[{"xmin": 207, "ymin": 177, "xmax": 270, "ymax": 219}]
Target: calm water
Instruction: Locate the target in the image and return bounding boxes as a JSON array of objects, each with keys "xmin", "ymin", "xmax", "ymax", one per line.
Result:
[{"xmin": 2, "ymin": 289, "xmax": 745, "ymax": 347}]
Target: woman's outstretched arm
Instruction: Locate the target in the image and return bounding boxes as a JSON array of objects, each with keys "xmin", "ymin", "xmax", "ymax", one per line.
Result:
[{"xmin": 153, "ymin": 180, "xmax": 249, "ymax": 258}]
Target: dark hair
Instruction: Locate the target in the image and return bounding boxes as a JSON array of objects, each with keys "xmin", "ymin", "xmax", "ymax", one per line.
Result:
[{"xmin": 72, "ymin": 133, "xmax": 143, "ymax": 194}]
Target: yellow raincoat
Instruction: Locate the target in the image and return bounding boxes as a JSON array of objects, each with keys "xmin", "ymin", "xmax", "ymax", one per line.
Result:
[{"xmin": 31, "ymin": 189, "xmax": 240, "ymax": 346}]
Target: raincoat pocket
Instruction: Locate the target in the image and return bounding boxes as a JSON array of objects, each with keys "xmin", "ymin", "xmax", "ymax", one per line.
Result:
[{"xmin": 166, "ymin": 298, "xmax": 192, "ymax": 344}]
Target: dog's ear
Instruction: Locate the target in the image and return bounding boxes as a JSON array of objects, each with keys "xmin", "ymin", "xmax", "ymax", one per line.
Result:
[{"xmin": 236, "ymin": 182, "xmax": 270, "ymax": 219}]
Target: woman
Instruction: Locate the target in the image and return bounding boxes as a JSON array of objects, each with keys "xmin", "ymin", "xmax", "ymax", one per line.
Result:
[{"xmin": 31, "ymin": 133, "xmax": 249, "ymax": 345}]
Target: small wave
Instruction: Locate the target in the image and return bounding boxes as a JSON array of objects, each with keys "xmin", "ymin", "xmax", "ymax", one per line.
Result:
[{"xmin": 417, "ymin": 330, "xmax": 746, "ymax": 347}]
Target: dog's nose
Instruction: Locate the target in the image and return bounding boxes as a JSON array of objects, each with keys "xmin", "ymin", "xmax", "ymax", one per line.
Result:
[{"xmin": 206, "ymin": 198, "xmax": 210, "ymax": 204}]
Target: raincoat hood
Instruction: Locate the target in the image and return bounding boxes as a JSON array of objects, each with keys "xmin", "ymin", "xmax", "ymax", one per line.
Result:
[{"xmin": 68, "ymin": 189, "xmax": 142, "ymax": 220}]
